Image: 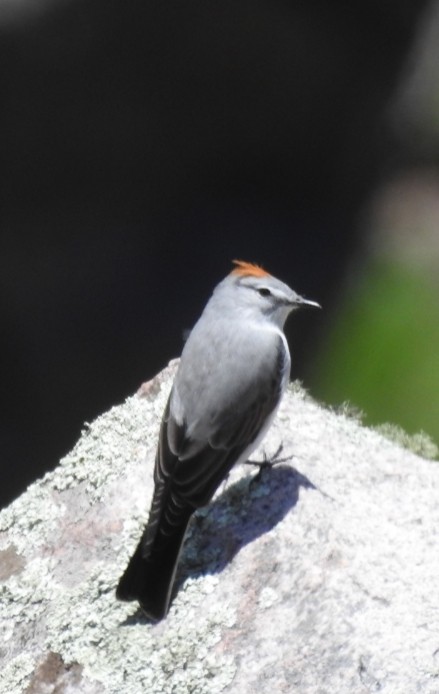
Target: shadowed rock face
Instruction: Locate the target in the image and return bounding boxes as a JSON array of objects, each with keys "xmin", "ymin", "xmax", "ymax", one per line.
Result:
[
  {"xmin": 0, "ymin": 0, "xmax": 431, "ymax": 506},
  {"xmin": 1, "ymin": 363, "xmax": 439, "ymax": 692}
]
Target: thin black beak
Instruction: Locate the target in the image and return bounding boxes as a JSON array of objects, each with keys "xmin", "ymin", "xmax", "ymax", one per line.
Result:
[{"xmin": 296, "ymin": 295, "xmax": 321, "ymax": 309}]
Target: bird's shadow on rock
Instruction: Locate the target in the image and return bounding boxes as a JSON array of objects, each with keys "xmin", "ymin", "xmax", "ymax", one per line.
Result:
[
  {"xmin": 120, "ymin": 464, "xmax": 314, "ymax": 625},
  {"xmin": 176, "ymin": 464, "xmax": 315, "ymax": 586}
]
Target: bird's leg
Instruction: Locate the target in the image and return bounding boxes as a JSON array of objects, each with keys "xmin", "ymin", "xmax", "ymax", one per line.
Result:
[
  {"xmin": 246, "ymin": 442, "xmax": 291, "ymax": 468},
  {"xmin": 246, "ymin": 443, "xmax": 293, "ymax": 482}
]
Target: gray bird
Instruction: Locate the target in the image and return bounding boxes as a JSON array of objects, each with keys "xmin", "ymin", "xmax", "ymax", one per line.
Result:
[{"xmin": 116, "ymin": 260, "xmax": 320, "ymax": 620}]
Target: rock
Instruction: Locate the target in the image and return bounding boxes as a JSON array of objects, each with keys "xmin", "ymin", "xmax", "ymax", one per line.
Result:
[{"xmin": 1, "ymin": 362, "xmax": 439, "ymax": 693}]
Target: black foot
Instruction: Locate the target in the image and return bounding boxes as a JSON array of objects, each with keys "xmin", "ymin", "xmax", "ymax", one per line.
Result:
[{"xmin": 246, "ymin": 443, "xmax": 293, "ymax": 483}]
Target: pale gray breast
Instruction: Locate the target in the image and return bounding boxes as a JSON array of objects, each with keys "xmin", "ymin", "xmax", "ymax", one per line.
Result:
[{"xmin": 171, "ymin": 316, "xmax": 289, "ymax": 449}]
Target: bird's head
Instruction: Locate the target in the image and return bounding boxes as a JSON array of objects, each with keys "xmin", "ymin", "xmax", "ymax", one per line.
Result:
[{"xmin": 213, "ymin": 260, "xmax": 320, "ymax": 329}]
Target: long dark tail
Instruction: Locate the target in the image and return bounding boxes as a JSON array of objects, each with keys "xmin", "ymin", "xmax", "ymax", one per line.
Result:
[{"xmin": 116, "ymin": 484, "xmax": 194, "ymax": 621}]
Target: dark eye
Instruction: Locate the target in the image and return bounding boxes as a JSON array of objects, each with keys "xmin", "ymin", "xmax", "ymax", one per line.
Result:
[{"xmin": 258, "ymin": 287, "xmax": 271, "ymax": 297}]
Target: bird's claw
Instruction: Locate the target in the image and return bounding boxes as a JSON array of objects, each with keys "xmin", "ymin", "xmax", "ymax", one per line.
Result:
[{"xmin": 246, "ymin": 443, "xmax": 293, "ymax": 483}]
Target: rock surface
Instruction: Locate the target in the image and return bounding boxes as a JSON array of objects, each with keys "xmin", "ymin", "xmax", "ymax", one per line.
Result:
[{"xmin": 1, "ymin": 361, "xmax": 439, "ymax": 694}]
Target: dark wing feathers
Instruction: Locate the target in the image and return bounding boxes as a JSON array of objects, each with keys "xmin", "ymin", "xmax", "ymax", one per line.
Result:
[{"xmin": 151, "ymin": 334, "xmax": 287, "ymax": 518}]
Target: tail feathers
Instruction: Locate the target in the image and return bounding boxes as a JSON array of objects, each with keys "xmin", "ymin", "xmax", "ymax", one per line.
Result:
[{"xmin": 116, "ymin": 511, "xmax": 192, "ymax": 621}]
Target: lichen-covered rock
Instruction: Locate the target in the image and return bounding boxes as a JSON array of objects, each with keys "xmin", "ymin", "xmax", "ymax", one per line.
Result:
[{"xmin": 1, "ymin": 362, "xmax": 439, "ymax": 693}]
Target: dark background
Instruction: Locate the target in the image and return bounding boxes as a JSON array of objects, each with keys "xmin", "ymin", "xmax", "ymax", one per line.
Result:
[{"xmin": 1, "ymin": 0, "xmax": 432, "ymax": 507}]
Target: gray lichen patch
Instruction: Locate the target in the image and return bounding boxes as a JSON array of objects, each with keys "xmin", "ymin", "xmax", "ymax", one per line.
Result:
[{"xmin": 43, "ymin": 567, "xmax": 237, "ymax": 694}]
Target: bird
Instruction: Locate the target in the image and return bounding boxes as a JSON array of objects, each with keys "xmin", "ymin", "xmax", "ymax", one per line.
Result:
[{"xmin": 116, "ymin": 260, "xmax": 320, "ymax": 620}]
